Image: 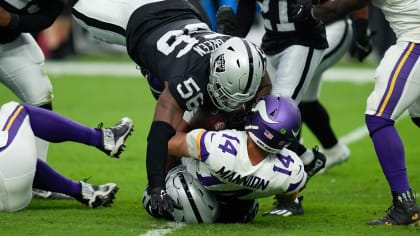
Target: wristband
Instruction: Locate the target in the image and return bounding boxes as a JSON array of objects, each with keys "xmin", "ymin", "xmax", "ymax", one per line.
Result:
[
  {"xmin": 8, "ymin": 13, "xmax": 19, "ymax": 29},
  {"xmin": 146, "ymin": 121, "xmax": 176, "ymax": 188}
]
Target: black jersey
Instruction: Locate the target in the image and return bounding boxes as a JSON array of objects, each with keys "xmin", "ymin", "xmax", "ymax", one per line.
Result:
[
  {"xmin": 0, "ymin": 0, "xmax": 64, "ymax": 43},
  {"xmin": 126, "ymin": 2, "xmax": 231, "ymax": 111},
  {"xmin": 258, "ymin": 0, "xmax": 328, "ymax": 54}
]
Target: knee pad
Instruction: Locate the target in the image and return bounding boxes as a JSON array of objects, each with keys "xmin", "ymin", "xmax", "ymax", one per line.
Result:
[{"xmin": 365, "ymin": 114, "xmax": 394, "ymax": 136}]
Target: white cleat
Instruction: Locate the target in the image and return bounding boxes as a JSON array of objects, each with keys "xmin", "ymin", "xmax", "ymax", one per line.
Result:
[{"xmin": 318, "ymin": 142, "xmax": 350, "ymax": 174}]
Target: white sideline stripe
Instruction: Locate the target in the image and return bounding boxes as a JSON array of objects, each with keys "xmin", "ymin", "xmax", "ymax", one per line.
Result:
[
  {"xmin": 45, "ymin": 61, "xmax": 375, "ymax": 83},
  {"xmin": 340, "ymin": 125, "xmax": 368, "ymax": 145},
  {"xmin": 45, "ymin": 61, "xmax": 139, "ymax": 77},
  {"xmin": 139, "ymin": 222, "xmax": 186, "ymax": 236},
  {"xmin": 339, "ymin": 112, "xmax": 409, "ymax": 145}
]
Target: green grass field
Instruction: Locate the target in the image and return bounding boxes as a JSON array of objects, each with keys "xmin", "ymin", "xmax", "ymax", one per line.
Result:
[{"xmin": 0, "ymin": 63, "xmax": 419, "ymax": 236}]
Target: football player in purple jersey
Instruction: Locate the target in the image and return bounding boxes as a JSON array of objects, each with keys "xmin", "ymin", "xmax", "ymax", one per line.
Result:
[
  {"xmin": 0, "ymin": 101, "xmax": 133, "ymax": 211},
  {"xmin": 290, "ymin": 0, "xmax": 420, "ymax": 226},
  {"xmin": 72, "ymin": 0, "xmax": 270, "ymax": 217}
]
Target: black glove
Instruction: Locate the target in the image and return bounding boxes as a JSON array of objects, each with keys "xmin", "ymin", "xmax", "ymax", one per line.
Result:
[
  {"xmin": 350, "ymin": 19, "xmax": 373, "ymax": 62},
  {"xmin": 290, "ymin": 0, "xmax": 319, "ymax": 24},
  {"xmin": 216, "ymin": 6, "xmax": 237, "ymax": 35},
  {"xmin": 149, "ymin": 187, "xmax": 182, "ymax": 216}
]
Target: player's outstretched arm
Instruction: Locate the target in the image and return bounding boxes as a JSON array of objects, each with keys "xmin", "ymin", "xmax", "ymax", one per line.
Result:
[{"xmin": 146, "ymin": 88, "xmax": 184, "ymax": 215}]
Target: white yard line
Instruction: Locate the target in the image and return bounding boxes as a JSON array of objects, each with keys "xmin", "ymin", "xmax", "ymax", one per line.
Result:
[
  {"xmin": 340, "ymin": 125, "xmax": 369, "ymax": 145},
  {"xmin": 139, "ymin": 222, "xmax": 186, "ymax": 236}
]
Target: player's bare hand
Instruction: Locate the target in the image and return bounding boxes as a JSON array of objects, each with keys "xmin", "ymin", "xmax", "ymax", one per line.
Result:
[{"xmin": 0, "ymin": 7, "xmax": 11, "ymax": 27}]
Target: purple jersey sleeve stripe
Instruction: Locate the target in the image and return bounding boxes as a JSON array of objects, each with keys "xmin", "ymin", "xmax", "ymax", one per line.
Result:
[
  {"xmin": 199, "ymin": 131, "xmax": 210, "ymax": 162},
  {"xmin": 286, "ymin": 174, "xmax": 305, "ymax": 193},
  {"xmin": 196, "ymin": 172, "xmax": 222, "ymax": 186},
  {"xmin": 376, "ymin": 43, "xmax": 420, "ymax": 118},
  {"xmin": 0, "ymin": 105, "xmax": 28, "ymax": 152}
]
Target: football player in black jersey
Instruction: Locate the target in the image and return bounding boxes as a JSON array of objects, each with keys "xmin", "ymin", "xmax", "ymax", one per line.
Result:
[
  {"xmin": 219, "ymin": 0, "xmax": 327, "ymax": 207},
  {"xmin": 216, "ymin": 1, "xmax": 372, "ymax": 217},
  {"xmin": 72, "ymin": 0, "xmax": 270, "ymax": 217}
]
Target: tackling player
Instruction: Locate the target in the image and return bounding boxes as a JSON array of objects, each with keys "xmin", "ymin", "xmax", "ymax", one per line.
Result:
[
  {"xmin": 215, "ymin": 1, "xmax": 371, "ymax": 216},
  {"xmin": 71, "ymin": 0, "xmax": 269, "ymax": 216},
  {"xmin": 143, "ymin": 95, "xmax": 307, "ymax": 223},
  {"xmin": 290, "ymin": 0, "xmax": 420, "ymax": 226},
  {"xmin": 0, "ymin": 101, "xmax": 133, "ymax": 211},
  {"xmin": 217, "ymin": 0, "xmax": 327, "ymax": 184}
]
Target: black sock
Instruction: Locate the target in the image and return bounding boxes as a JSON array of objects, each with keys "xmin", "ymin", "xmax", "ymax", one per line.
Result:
[{"xmin": 299, "ymin": 101, "xmax": 338, "ymax": 149}]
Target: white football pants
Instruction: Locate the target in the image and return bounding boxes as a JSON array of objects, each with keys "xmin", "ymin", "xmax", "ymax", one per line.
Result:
[{"xmin": 0, "ymin": 102, "xmax": 37, "ymax": 212}]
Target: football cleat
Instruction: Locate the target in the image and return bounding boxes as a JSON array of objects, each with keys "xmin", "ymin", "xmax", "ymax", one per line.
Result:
[
  {"xmin": 98, "ymin": 117, "xmax": 134, "ymax": 158},
  {"xmin": 32, "ymin": 188, "xmax": 73, "ymax": 200},
  {"xmin": 304, "ymin": 147, "xmax": 326, "ymax": 179},
  {"xmin": 75, "ymin": 181, "xmax": 119, "ymax": 208},
  {"xmin": 318, "ymin": 142, "xmax": 350, "ymax": 174},
  {"xmin": 367, "ymin": 189, "xmax": 420, "ymax": 226},
  {"xmin": 262, "ymin": 196, "xmax": 304, "ymax": 217}
]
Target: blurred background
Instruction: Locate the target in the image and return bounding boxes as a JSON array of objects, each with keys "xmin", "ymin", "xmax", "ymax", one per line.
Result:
[{"xmin": 34, "ymin": 1, "xmax": 394, "ymax": 64}]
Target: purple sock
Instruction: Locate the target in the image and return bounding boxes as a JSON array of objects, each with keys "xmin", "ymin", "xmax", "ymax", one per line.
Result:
[
  {"xmin": 366, "ymin": 115, "xmax": 410, "ymax": 193},
  {"xmin": 33, "ymin": 159, "xmax": 81, "ymax": 198},
  {"xmin": 23, "ymin": 104, "xmax": 101, "ymax": 147}
]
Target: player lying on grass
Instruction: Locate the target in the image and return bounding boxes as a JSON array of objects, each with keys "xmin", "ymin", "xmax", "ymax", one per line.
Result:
[
  {"xmin": 143, "ymin": 95, "xmax": 307, "ymax": 223},
  {"xmin": 0, "ymin": 101, "xmax": 133, "ymax": 212}
]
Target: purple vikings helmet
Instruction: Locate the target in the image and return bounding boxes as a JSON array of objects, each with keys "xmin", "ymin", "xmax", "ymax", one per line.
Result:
[{"xmin": 245, "ymin": 95, "xmax": 301, "ymax": 153}]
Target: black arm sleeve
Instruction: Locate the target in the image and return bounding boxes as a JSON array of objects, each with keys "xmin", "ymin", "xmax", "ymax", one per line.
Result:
[
  {"xmin": 14, "ymin": 1, "xmax": 65, "ymax": 32},
  {"xmin": 146, "ymin": 121, "xmax": 176, "ymax": 189},
  {"xmin": 235, "ymin": 0, "xmax": 257, "ymax": 37}
]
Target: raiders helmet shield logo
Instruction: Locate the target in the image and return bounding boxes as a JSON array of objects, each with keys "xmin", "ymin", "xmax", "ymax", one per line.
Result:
[{"xmin": 214, "ymin": 54, "xmax": 226, "ymax": 73}]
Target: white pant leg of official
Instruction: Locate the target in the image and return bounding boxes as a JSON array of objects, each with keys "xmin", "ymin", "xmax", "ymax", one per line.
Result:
[
  {"xmin": 0, "ymin": 102, "xmax": 37, "ymax": 212},
  {"xmin": 73, "ymin": 0, "xmax": 164, "ymax": 46}
]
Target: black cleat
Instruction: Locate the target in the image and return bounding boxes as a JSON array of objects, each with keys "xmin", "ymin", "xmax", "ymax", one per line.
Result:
[
  {"xmin": 98, "ymin": 117, "xmax": 134, "ymax": 158},
  {"xmin": 262, "ymin": 196, "xmax": 304, "ymax": 217},
  {"xmin": 367, "ymin": 189, "xmax": 420, "ymax": 226},
  {"xmin": 75, "ymin": 181, "xmax": 119, "ymax": 208},
  {"xmin": 304, "ymin": 147, "xmax": 326, "ymax": 179}
]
